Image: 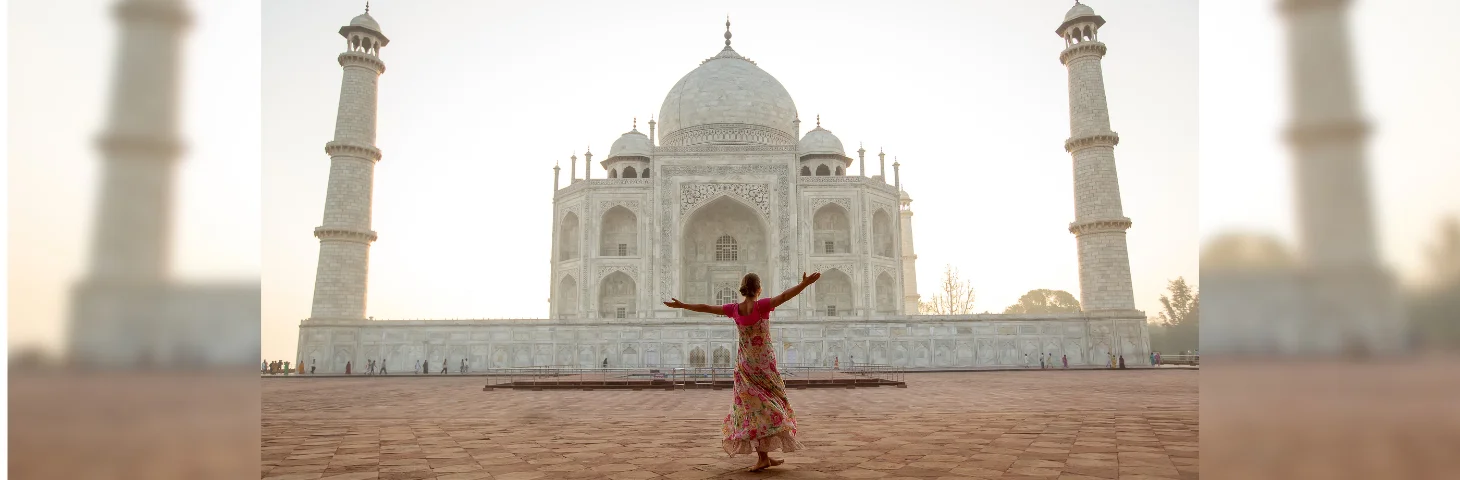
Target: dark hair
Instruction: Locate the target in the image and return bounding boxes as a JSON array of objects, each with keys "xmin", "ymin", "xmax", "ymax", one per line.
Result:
[{"xmin": 739, "ymin": 273, "xmax": 761, "ymax": 298}]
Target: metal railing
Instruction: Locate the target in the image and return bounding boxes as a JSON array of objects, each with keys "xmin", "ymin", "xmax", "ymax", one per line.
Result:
[
  {"xmin": 1157, "ymin": 354, "xmax": 1199, "ymax": 366},
  {"xmin": 479, "ymin": 363, "xmax": 904, "ymax": 389}
]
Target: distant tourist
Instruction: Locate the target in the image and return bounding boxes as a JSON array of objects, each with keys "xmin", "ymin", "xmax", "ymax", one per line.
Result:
[
  {"xmin": 415, "ymin": 359, "xmax": 421, "ymax": 374},
  {"xmin": 663, "ymin": 271, "xmax": 818, "ymax": 472},
  {"xmin": 834, "ymin": 356, "xmax": 839, "ymax": 370},
  {"xmin": 311, "ymin": 358, "xmax": 316, "ymax": 374},
  {"xmin": 460, "ymin": 358, "xmax": 467, "ymax": 374},
  {"xmin": 1118, "ymin": 355, "xmax": 1126, "ymax": 369},
  {"xmin": 368, "ymin": 359, "xmax": 375, "ymax": 375},
  {"xmin": 1062, "ymin": 354, "xmax": 1068, "ymax": 369},
  {"xmin": 1039, "ymin": 355, "xmax": 1045, "ymax": 369},
  {"xmin": 1024, "ymin": 353, "xmax": 1030, "ymax": 368},
  {"xmin": 262, "ymin": 360, "xmax": 268, "ymax": 373},
  {"xmin": 379, "ymin": 359, "xmax": 388, "ymax": 375},
  {"xmin": 603, "ymin": 358, "xmax": 608, "ymax": 368},
  {"xmin": 284, "ymin": 361, "xmax": 291, "ymax": 375},
  {"xmin": 345, "ymin": 361, "xmax": 352, "ymax": 375},
  {"xmin": 441, "ymin": 359, "xmax": 448, "ymax": 375}
]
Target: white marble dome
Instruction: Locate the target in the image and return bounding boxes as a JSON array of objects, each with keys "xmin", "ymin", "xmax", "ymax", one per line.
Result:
[
  {"xmin": 350, "ymin": 12, "xmax": 381, "ymax": 32},
  {"xmin": 607, "ymin": 129, "xmax": 653, "ymax": 159},
  {"xmin": 1065, "ymin": 3, "xmax": 1095, "ymax": 22},
  {"xmin": 798, "ymin": 126, "xmax": 847, "ymax": 159},
  {"xmin": 656, "ymin": 46, "xmax": 799, "ymax": 146}
]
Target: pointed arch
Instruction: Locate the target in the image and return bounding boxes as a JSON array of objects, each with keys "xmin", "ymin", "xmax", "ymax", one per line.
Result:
[
  {"xmin": 643, "ymin": 168, "xmax": 650, "ymax": 178},
  {"xmin": 623, "ymin": 166, "xmax": 638, "ymax": 178},
  {"xmin": 812, "ymin": 203, "xmax": 851, "ymax": 255},
  {"xmin": 557, "ymin": 275, "xmax": 579, "ymax": 319},
  {"xmin": 815, "ymin": 164, "xmax": 831, "ymax": 176},
  {"xmin": 558, "ymin": 212, "xmax": 580, "ymax": 260},
  {"xmin": 599, "ymin": 205, "xmax": 638, "ymax": 256},
  {"xmin": 801, "ymin": 166, "xmax": 811, "ymax": 176},
  {"xmin": 872, "ymin": 208, "xmax": 894, "ymax": 257},
  {"xmin": 608, "ymin": 169, "xmax": 619, "ymax": 178},
  {"xmin": 681, "ymin": 196, "xmax": 769, "ymax": 306},
  {"xmin": 815, "ymin": 268, "xmax": 854, "ymax": 317},
  {"xmin": 598, "ymin": 271, "xmax": 636, "ymax": 319},
  {"xmin": 875, "ymin": 272, "xmax": 897, "ymax": 314}
]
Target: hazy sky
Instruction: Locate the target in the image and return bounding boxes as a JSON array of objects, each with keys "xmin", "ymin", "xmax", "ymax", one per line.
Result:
[
  {"xmin": 10, "ymin": 1, "xmax": 1453, "ymax": 363},
  {"xmin": 257, "ymin": 0, "xmax": 1198, "ymax": 361}
]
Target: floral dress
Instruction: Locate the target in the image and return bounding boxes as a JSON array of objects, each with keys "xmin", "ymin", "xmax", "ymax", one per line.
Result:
[{"xmin": 720, "ymin": 298, "xmax": 805, "ymax": 456}]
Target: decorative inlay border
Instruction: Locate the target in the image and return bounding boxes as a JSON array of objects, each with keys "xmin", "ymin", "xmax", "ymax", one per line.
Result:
[
  {"xmin": 679, "ymin": 183, "xmax": 771, "ymax": 220},
  {"xmin": 660, "ymin": 123, "xmax": 796, "ymax": 148},
  {"xmin": 1064, "ymin": 133, "xmax": 1120, "ymax": 153},
  {"xmin": 1068, "ymin": 217, "xmax": 1132, "ymax": 236},
  {"xmin": 810, "ymin": 197, "xmax": 852, "ymax": 213},
  {"xmin": 799, "ymin": 176, "xmax": 865, "ymax": 184},
  {"xmin": 598, "ymin": 199, "xmax": 642, "ymax": 215},
  {"xmin": 655, "ymin": 144, "xmax": 797, "ymax": 154},
  {"xmin": 597, "ymin": 264, "xmax": 641, "ymax": 281},
  {"xmin": 811, "ymin": 263, "xmax": 855, "ymax": 276}
]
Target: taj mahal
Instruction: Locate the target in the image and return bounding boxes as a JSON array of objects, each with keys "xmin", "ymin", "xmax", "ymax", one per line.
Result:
[{"xmin": 296, "ymin": 2, "xmax": 1153, "ymax": 372}]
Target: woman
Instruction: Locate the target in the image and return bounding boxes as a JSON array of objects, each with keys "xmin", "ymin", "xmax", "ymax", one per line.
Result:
[{"xmin": 664, "ymin": 271, "xmax": 820, "ymax": 472}]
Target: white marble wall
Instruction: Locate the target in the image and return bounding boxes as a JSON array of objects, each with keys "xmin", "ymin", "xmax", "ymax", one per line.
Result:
[{"xmin": 297, "ymin": 312, "xmax": 1151, "ymax": 373}]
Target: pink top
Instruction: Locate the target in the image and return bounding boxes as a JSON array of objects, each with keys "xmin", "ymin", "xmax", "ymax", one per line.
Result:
[{"xmin": 722, "ymin": 298, "xmax": 775, "ymax": 326}]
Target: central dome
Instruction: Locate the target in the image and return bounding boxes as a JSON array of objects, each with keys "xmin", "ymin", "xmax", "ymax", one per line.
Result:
[{"xmin": 657, "ymin": 44, "xmax": 799, "ymax": 147}]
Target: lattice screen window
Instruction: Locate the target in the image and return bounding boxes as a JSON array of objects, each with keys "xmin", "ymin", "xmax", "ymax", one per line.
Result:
[
  {"xmin": 616, "ymin": 307, "xmax": 626, "ymax": 319},
  {"xmin": 824, "ymin": 241, "xmax": 835, "ymax": 254},
  {"xmin": 715, "ymin": 235, "xmax": 738, "ymax": 261},
  {"xmin": 617, "ymin": 244, "xmax": 628, "ymax": 256},
  {"xmin": 717, "ymin": 288, "xmax": 737, "ymax": 305},
  {"xmin": 827, "ymin": 305, "xmax": 837, "ymax": 317}
]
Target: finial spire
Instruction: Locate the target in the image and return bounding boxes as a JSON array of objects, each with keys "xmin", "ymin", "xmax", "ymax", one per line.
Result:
[
  {"xmin": 816, "ymin": 114, "xmax": 821, "ymax": 128},
  {"xmin": 725, "ymin": 16, "xmax": 732, "ymax": 47},
  {"xmin": 365, "ymin": 1, "xmax": 370, "ymax": 14},
  {"xmin": 633, "ymin": 117, "xmax": 637, "ymax": 129}
]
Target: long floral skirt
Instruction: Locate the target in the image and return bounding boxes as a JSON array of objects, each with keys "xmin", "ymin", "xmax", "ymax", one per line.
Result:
[{"xmin": 721, "ymin": 353, "xmax": 805, "ymax": 456}]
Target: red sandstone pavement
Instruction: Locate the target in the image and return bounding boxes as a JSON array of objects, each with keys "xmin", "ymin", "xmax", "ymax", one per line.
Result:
[{"xmin": 262, "ymin": 370, "xmax": 1199, "ymax": 479}]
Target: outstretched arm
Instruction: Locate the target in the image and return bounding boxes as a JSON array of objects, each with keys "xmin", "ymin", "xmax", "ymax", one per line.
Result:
[
  {"xmin": 663, "ymin": 298, "xmax": 724, "ymax": 316},
  {"xmin": 770, "ymin": 272, "xmax": 821, "ymax": 309}
]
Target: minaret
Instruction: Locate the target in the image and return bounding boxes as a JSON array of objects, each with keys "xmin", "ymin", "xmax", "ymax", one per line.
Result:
[
  {"xmin": 584, "ymin": 147, "xmax": 593, "ymax": 179},
  {"xmin": 792, "ymin": 115, "xmax": 802, "ymax": 142},
  {"xmin": 878, "ymin": 148, "xmax": 886, "ymax": 181},
  {"xmin": 1278, "ymin": 0, "xmax": 1403, "ymax": 352},
  {"xmin": 308, "ymin": 5, "xmax": 389, "ymax": 321},
  {"xmin": 1058, "ymin": 2, "xmax": 1136, "ymax": 311},
  {"xmin": 892, "ymin": 158, "xmax": 901, "ymax": 191},
  {"xmin": 70, "ymin": 0, "xmax": 192, "ymax": 365},
  {"xmin": 570, "ymin": 152, "xmax": 578, "ymax": 183},
  {"xmin": 857, "ymin": 143, "xmax": 867, "ymax": 177},
  {"xmin": 553, "ymin": 161, "xmax": 561, "ymax": 191},
  {"xmin": 648, "ymin": 116, "xmax": 657, "ymax": 146},
  {"xmin": 899, "ymin": 187, "xmax": 920, "ymax": 314}
]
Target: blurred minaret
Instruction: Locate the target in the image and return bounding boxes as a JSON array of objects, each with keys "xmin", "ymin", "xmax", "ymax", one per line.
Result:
[
  {"xmin": 70, "ymin": 0, "xmax": 193, "ymax": 365},
  {"xmin": 308, "ymin": 5, "xmax": 388, "ymax": 321},
  {"xmin": 1279, "ymin": 0, "xmax": 1404, "ymax": 353},
  {"xmin": 1058, "ymin": 2, "xmax": 1136, "ymax": 312},
  {"xmin": 857, "ymin": 143, "xmax": 867, "ymax": 177}
]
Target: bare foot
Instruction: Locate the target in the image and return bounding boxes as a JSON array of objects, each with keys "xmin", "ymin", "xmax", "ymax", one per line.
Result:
[{"xmin": 749, "ymin": 457, "xmax": 783, "ymax": 472}]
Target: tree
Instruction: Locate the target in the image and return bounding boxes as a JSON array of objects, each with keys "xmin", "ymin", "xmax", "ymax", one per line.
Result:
[
  {"xmin": 918, "ymin": 264, "xmax": 976, "ymax": 315},
  {"xmin": 1003, "ymin": 289, "xmax": 1081, "ymax": 314},
  {"xmin": 1153, "ymin": 277, "xmax": 1199, "ymax": 353}
]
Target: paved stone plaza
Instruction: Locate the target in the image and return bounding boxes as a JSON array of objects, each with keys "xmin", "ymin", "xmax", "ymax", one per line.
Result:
[{"xmin": 262, "ymin": 370, "xmax": 1198, "ymax": 479}]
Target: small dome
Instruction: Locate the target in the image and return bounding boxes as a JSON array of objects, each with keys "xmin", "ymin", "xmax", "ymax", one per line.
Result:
[
  {"xmin": 350, "ymin": 12, "xmax": 381, "ymax": 32},
  {"xmin": 798, "ymin": 126, "xmax": 847, "ymax": 158},
  {"xmin": 1064, "ymin": 3, "xmax": 1096, "ymax": 22},
  {"xmin": 607, "ymin": 129, "xmax": 653, "ymax": 160},
  {"xmin": 900, "ymin": 190, "xmax": 912, "ymax": 202}
]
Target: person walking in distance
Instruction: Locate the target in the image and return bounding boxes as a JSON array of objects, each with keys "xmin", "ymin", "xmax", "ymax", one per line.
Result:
[
  {"xmin": 663, "ymin": 271, "xmax": 818, "ymax": 472},
  {"xmin": 460, "ymin": 358, "xmax": 467, "ymax": 374},
  {"xmin": 311, "ymin": 358, "xmax": 316, "ymax": 374},
  {"xmin": 414, "ymin": 359, "xmax": 421, "ymax": 375},
  {"xmin": 379, "ymin": 359, "xmax": 388, "ymax": 375},
  {"xmin": 1062, "ymin": 354, "xmax": 1068, "ymax": 369},
  {"xmin": 441, "ymin": 358, "xmax": 448, "ymax": 375}
]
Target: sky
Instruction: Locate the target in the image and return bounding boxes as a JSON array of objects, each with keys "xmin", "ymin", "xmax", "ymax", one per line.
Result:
[{"xmin": 7, "ymin": 1, "xmax": 1454, "ymax": 363}]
